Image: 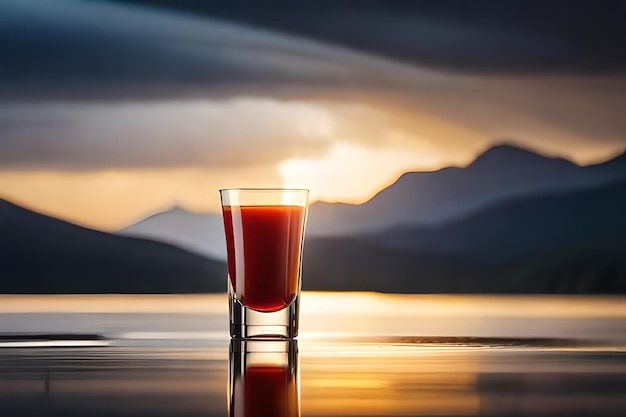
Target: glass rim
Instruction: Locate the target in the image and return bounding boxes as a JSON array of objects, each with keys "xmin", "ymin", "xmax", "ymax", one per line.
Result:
[{"xmin": 219, "ymin": 187, "xmax": 309, "ymax": 193}]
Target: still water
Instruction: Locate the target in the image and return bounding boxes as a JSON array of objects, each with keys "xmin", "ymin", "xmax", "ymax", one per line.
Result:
[{"xmin": 0, "ymin": 293, "xmax": 625, "ymax": 416}]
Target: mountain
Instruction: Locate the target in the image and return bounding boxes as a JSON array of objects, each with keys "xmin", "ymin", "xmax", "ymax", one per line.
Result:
[
  {"xmin": 493, "ymin": 239, "xmax": 626, "ymax": 293},
  {"xmin": 119, "ymin": 206, "xmax": 226, "ymax": 260},
  {"xmin": 302, "ymin": 238, "xmax": 626, "ymax": 293},
  {"xmin": 302, "ymin": 180, "xmax": 626, "ymax": 293},
  {"xmin": 307, "ymin": 144, "xmax": 626, "ymax": 236},
  {"xmin": 302, "ymin": 237, "xmax": 475, "ymax": 292},
  {"xmin": 115, "ymin": 145, "xmax": 626, "ymax": 258},
  {"xmin": 2, "ymin": 186, "xmax": 624, "ymax": 294},
  {"xmin": 366, "ymin": 179, "xmax": 626, "ymax": 265},
  {"xmin": 0, "ymin": 199, "xmax": 226, "ymax": 293}
]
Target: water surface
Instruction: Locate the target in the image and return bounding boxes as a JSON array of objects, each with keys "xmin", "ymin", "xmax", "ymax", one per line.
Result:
[{"xmin": 0, "ymin": 293, "xmax": 625, "ymax": 416}]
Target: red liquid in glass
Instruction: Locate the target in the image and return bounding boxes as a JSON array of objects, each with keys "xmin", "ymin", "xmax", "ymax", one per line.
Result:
[
  {"xmin": 222, "ymin": 205, "xmax": 305, "ymax": 312},
  {"xmin": 242, "ymin": 365, "xmax": 297, "ymax": 417}
]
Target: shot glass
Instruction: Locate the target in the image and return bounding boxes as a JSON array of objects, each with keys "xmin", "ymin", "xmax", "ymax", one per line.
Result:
[
  {"xmin": 228, "ymin": 340, "xmax": 300, "ymax": 417},
  {"xmin": 220, "ymin": 188, "xmax": 309, "ymax": 339}
]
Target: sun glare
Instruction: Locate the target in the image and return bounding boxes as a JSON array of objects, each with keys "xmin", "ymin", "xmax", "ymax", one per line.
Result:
[{"xmin": 279, "ymin": 141, "xmax": 441, "ymax": 203}]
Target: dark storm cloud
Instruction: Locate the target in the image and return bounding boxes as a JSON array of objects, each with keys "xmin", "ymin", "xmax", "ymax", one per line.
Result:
[
  {"xmin": 2, "ymin": 0, "xmax": 624, "ymax": 103},
  {"xmin": 0, "ymin": 0, "xmax": 382, "ymax": 100},
  {"xmin": 115, "ymin": 0, "xmax": 626, "ymax": 75}
]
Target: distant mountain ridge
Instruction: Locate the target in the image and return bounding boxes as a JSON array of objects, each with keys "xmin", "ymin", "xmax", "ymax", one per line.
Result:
[
  {"xmin": 302, "ymin": 180, "xmax": 626, "ymax": 294},
  {"xmin": 118, "ymin": 144, "xmax": 626, "ymax": 259},
  {"xmin": 302, "ymin": 238, "xmax": 626, "ymax": 293},
  {"xmin": 0, "ymin": 199, "xmax": 226, "ymax": 293},
  {"xmin": 307, "ymin": 144, "xmax": 626, "ymax": 236},
  {"xmin": 361, "ymin": 179, "xmax": 626, "ymax": 265},
  {"xmin": 119, "ymin": 206, "xmax": 226, "ymax": 260}
]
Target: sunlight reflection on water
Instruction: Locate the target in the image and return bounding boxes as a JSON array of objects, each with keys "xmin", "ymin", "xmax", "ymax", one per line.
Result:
[{"xmin": 0, "ymin": 293, "xmax": 624, "ymax": 416}]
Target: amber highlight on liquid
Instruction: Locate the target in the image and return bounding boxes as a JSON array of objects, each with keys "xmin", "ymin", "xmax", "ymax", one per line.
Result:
[{"xmin": 222, "ymin": 205, "xmax": 306, "ymax": 312}]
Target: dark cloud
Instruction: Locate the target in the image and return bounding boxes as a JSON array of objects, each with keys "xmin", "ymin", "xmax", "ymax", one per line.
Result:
[
  {"xmin": 0, "ymin": 0, "xmax": 383, "ymax": 101},
  {"xmin": 2, "ymin": 0, "xmax": 625, "ymax": 102},
  {"xmin": 114, "ymin": 0, "xmax": 626, "ymax": 75}
]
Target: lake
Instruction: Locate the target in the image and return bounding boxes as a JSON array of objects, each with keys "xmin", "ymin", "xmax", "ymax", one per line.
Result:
[{"xmin": 0, "ymin": 293, "xmax": 625, "ymax": 416}]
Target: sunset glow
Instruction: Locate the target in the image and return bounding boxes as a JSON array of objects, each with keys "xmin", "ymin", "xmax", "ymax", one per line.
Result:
[
  {"xmin": 280, "ymin": 141, "xmax": 444, "ymax": 203},
  {"xmin": 0, "ymin": 168, "xmax": 280, "ymax": 229}
]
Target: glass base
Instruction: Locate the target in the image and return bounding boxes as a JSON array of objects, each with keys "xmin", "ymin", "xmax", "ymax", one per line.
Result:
[
  {"xmin": 229, "ymin": 280, "xmax": 300, "ymax": 339},
  {"xmin": 229, "ymin": 339, "xmax": 300, "ymax": 417}
]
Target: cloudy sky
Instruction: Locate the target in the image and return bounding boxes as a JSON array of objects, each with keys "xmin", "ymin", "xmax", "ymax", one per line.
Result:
[{"xmin": 1, "ymin": 0, "xmax": 625, "ymax": 229}]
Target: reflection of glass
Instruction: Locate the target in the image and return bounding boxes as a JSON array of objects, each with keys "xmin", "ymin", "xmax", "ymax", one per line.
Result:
[
  {"xmin": 220, "ymin": 188, "xmax": 308, "ymax": 339},
  {"xmin": 229, "ymin": 340, "xmax": 300, "ymax": 417}
]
